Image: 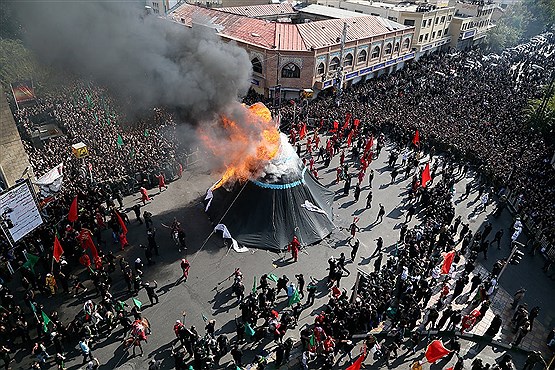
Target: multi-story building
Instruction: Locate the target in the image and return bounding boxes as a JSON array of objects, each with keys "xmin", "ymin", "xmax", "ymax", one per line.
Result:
[
  {"xmin": 315, "ymin": 0, "xmax": 455, "ymax": 58},
  {"xmin": 169, "ymin": 4, "xmax": 415, "ymax": 98},
  {"xmin": 449, "ymin": 0, "xmax": 496, "ymax": 49}
]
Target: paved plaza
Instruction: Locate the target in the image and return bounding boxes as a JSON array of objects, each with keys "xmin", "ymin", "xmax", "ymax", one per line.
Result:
[{"xmin": 13, "ymin": 133, "xmax": 554, "ymax": 370}]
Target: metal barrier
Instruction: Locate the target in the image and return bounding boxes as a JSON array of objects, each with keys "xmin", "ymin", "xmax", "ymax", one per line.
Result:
[{"xmin": 503, "ymin": 187, "xmax": 553, "ymax": 258}]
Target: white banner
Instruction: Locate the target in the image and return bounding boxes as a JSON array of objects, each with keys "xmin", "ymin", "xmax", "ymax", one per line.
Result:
[
  {"xmin": 35, "ymin": 163, "xmax": 64, "ymax": 197},
  {"xmin": 0, "ymin": 181, "xmax": 43, "ymax": 242}
]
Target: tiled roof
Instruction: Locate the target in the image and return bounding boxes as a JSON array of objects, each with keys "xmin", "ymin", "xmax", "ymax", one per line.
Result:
[
  {"xmin": 297, "ymin": 16, "xmax": 407, "ymax": 49},
  {"xmin": 217, "ymin": 3, "xmax": 296, "ymax": 18},
  {"xmin": 274, "ymin": 22, "xmax": 307, "ymax": 51},
  {"xmin": 298, "ymin": 4, "xmax": 372, "ymax": 19},
  {"xmin": 169, "ymin": 4, "xmax": 409, "ymax": 51}
]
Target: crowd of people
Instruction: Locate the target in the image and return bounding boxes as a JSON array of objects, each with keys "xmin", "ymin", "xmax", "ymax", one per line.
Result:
[
  {"xmin": 0, "ymin": 31, "xmax": 553, "ymax": 370},
  {"xmin": 279, "ymin": 32, "xmax": 555, "ymax": 247}
]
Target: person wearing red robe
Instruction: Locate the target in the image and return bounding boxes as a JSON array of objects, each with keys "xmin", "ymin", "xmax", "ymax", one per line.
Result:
[
  {"xmin": 95, "ymin": 211, "xmax": 106, "ymax": 229},
  {"xmin": 140, "ymin": 187, "xmax": 150, "ymax": 205},
  {"xmin": 289, "ymin": 236, "xmax": 300, "ymax": 262},
  {"xmin": 77, "ymin": 228, "xmax": 99, "ymax": 261},
  {"xmin": 119, "ymin": 232, "xmax": 129, "ymax": 251},
  {"xmin": 177, "ymin": 163, "xmax": 183, "ymax": 178},
  {"xmin": 79, "ymin": 253, "xmax": 91, "ymax": 268},
  {"xmin": 156, "ymin": 173, "xmax": 167, "ymax": 192}
]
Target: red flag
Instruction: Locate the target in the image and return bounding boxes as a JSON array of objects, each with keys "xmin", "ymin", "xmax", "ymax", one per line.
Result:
[
  {"xmin": 299, "ymin": 123, "xmax": 307, "ymax": 139},
  {"xmin": 421, "ymin": 162, "xmax": 431, "ymax": 188},
  {"xmin": 441, "ymin": 250, "xmax": 456, "ymax": 274},
  {"xmin": 353, "ymin": 118, "xmax": 360, "ymax": 129},
  {"xmin": 78, "ymin": 228, "xmax": 99, "ymax": 261},
  {"xmin": 425, "ymin": 340, "xmax": 451, "ymax": 363},
  {"xmin": 330, "ymin": 120, "xmax": 339, "ymax": 132},
  {"xmin": 342, "ymin": 113, "xmax": 352, "ymax": 130},
  {"xmin": 347, "ymin": 130, "xmax": 354, "ymax": 147},
  {"xmin": 412, "ymin": 130, "xmax": 420, "ymax": 147},
  {"xmin": 346, "ymin": 353, "xmax": 365, "ymax": 370},
  {"xmin": 53, "ymin": 235, "xmax": 64, "ymax": 263},
  {"xmin": 364, "ymin": 136, "xmax": 374, "ymax": 154},
  {"xmin": 115, "ymin": 211, "xmax": 128, "ymax": 235},
  {"xmin": 68, "ymin": 196, "xmax": 78, "ymax": 222}
]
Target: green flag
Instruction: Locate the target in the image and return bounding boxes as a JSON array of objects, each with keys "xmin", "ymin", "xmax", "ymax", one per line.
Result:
[
  {"xmin": 42, "ymin": 311, "xmax": 51, "ymax": 332},
  {"xmin": 252, "ymin": 276, "xmax": 257, "ymax": 294},
  {"xmin": 116, "ymin": 300, "xmax": 127, "ymax": 311},
  {"xmin": 130, "ymin": 148, "xmax": 135, "ymax": 159},
  {"xmin": 22, "ymin": 253, "xmax": 40, "ymax": 273},
  {"xmin": 268, "ymin": 273, "xmax": 278, "ymax": 283},
  {"xmin": 30, "ymin": 301, "xmax": 37, "ymax": 313},
  {"xmin": 86, "ymin": 94, "xmax": 93, "ymax": 108},
  {"xmin": 144, "ymin": 129, "xmax": 150, "ymax": 137},
  {"xmin": 309, "ymin": 333, "xmax": 316, "ymax": 347},
  {"xmin": 244, "ymin": 322, "xmax": 255, "ymax": 337},
  {"xmin": 132, "ymin": 298, "xmax": 142, "ymax": 309},
  {"xmin": 288, "ymin": 288, "xmax": 301, "ymax": 307},
  {"xmin": 94, "ymin": 112, "xmax": 98, "ymax": 125},
  {"xmin": 117, "ymin": 134, "xmax": 124, "ymax": 148}
]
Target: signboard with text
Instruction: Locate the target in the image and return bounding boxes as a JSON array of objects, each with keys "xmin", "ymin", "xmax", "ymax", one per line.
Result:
[{"xmin": 0, "ymin": 181, "xmax": 43, "ymax": 243}]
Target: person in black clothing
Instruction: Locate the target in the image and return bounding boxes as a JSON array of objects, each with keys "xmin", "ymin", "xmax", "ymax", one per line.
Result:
[
  {"xmin": 349, "ymin": 238, "xmax": 360, "ymax": 262},
  {"xmin": 306, "ymin": 278, "xmax": 317, "ymax": 306},
  {"xmin": 277, "ymin": 275, "xmax": 289, "ymax": 296},
  {"xmin": 143, "ymin": 281, "xmax": 159, "ymax": 305},
  {"xmin": 296, "ymin": 274, "xmax": 305, "ymax": 298},
  {"xmin": 485, "ymin": 314, "xmax": 502, "ymax": 337},
  {"xmin": 132, "ymin": 204, "xmax": 142, "ymax": 224},
  {"xmin": 376, "ymin": 204, "xmax": 385, "ymax": 223},
  {"xmin": 231, "ymin": 345, "xmax": 242, "ymax": 366}
]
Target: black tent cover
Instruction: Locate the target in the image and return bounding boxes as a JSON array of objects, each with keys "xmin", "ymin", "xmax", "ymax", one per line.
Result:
[{"xmin": 205, "ymin": 137, "xmax": 335, "ymax": 251}]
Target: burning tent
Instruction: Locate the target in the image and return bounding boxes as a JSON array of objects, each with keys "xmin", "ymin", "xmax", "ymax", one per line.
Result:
[{"xmin": 203, "ymin": 103, "xmax": 334, "ymax": 250}]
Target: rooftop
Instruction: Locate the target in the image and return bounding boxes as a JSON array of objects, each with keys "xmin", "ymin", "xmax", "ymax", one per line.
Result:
[
  {"xmin": 216, "ymin": 3, "xmax": 296, "ymax": 18},
  {"xmin": 169, "ymin": 4, "xmax": 410, "ymax": 51},
  {"xmin": 297, "ymin": 4, "xmax": 372, "ymax": 19}
]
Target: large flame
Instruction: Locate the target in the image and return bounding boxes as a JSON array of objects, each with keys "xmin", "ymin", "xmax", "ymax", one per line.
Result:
[{"xmin": 200, "ymin": 103, "xmax": 280, "ymax": 189}]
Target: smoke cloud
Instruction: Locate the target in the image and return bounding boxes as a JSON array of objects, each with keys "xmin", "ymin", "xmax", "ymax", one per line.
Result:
[{"xmin": 17, "ymin": 0, "xmax": 252, "ymax": 119}]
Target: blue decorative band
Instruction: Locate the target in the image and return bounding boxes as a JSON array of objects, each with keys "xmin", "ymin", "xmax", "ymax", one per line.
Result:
[{"xmin": 251, "ymin": 167, "xmax": 307, "ymax": 189}]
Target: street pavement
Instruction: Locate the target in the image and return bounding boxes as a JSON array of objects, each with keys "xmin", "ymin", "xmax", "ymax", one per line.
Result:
[{"xmin": 16, "ymin": 133, "xmax": 554, "ymax": 370}]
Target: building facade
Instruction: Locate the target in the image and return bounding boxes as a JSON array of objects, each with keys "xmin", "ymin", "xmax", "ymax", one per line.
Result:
[
  {"xmin": 450, "ymin": 0, "xmax": 496, "ymax": 49},
  {"xmin": 169, "ymin": 4, "xmax": 415, "ymax": 98},
  {"xmin": 315, "ymin": 0, "xmax": 455, "ymax": 57},
  {"xmin": 0, "ymin": 90, "xmax": 33, "ymax": 190}
]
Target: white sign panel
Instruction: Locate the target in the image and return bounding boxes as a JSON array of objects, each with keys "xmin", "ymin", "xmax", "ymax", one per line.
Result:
[{"xmin": 0, "ymin": 181, "xmax": 43, "ymax": 242}]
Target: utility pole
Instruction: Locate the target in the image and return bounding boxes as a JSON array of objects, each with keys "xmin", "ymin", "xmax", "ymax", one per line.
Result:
[
  {"xmin": 497, "ymin": 241, "xmax": 524, "ymax": 281},
  {"xmin": 335, "ymin": 22, "xmax": 349, "ymax": 105}
]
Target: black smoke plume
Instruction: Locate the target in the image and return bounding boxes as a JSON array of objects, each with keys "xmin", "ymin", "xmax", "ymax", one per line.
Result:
[{"xmin": 17, "ymin": 0, "xmax": 252, "ymax": 120}]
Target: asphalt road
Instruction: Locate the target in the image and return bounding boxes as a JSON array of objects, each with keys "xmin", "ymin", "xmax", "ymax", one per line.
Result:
[{"xmin": 15, "ymin": 137, "xmax": 553, "ymax": 370}]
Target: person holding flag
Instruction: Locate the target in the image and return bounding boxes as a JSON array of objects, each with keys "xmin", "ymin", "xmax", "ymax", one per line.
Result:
[
  {"xmin": 412, "ymin": 129, "xmax": 420, "ymax": 148},
  {"xmin": 421, "ymin": 162, "xmax": 432, "ymax": 188}
]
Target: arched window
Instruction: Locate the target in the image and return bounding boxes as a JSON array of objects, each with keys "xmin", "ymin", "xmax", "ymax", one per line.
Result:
[
  {"xmin": 394, "ymin": 42, "xmax": 400, "ymax": 53},
  {"xmin": 317, "ymin": 62, "xmax": 325, "ymax": 75},
  {"xmin": 251, "ymin": 58, "xmax": 262, "ymax": 74},
  {"xmin": 344, "ymin": 53, "xmax": 354, "ymax": 66},
  {"xmin": 329, "ymin": 57, "xmax": 340, "ymax": 71},
  {"xmin": 371, "ymin": 46, "xmax": 381, "ymax": 58},
  {"xmin": 384, "ymin": 43, "xmax": 393, "ymax": 54},
  {"xmin": 357, "ymin": 49, "xmax": 367, "ymax": 63},
  {"xmin": 402, "ymin": 38, "xmax": 410, "ymax": 49},
  {"xmin": 281, "ymin": 63, "xmax": 300, "ymax": 78}
]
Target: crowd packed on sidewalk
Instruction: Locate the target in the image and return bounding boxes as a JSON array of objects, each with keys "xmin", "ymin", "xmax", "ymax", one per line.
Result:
[{"xmin": 0, "ymin": 32, "xmax": 554, "ymax": 370}]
